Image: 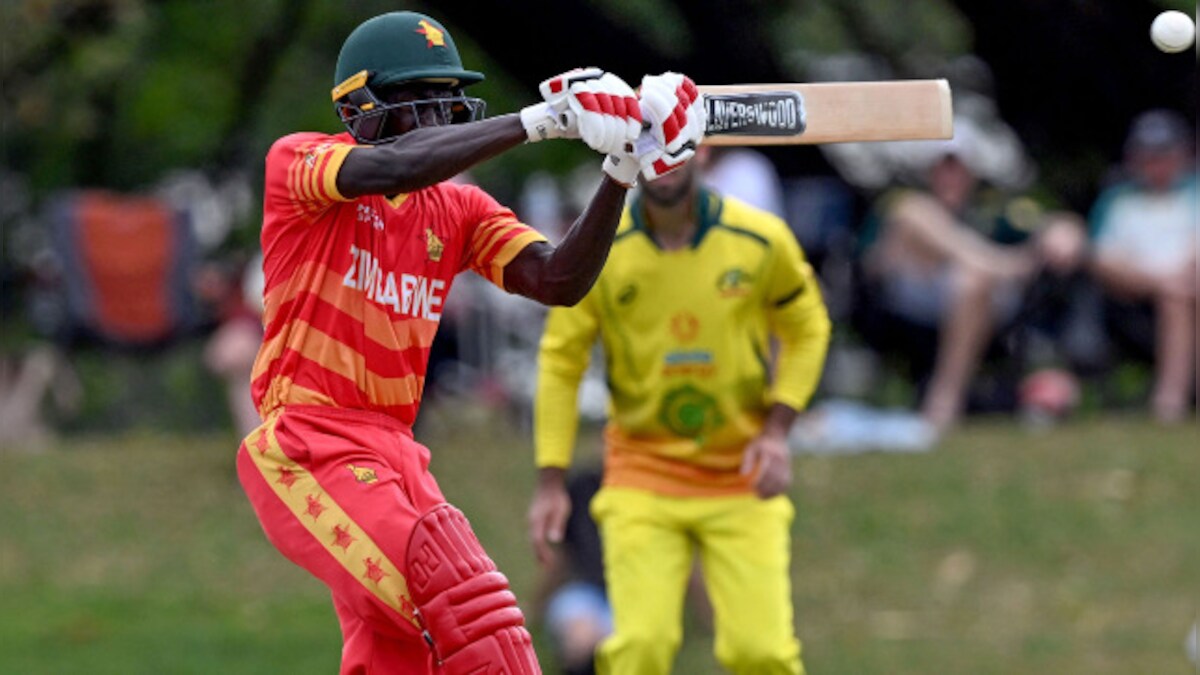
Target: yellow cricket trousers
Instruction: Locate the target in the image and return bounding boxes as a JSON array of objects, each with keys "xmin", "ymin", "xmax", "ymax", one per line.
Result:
[{"xmin": 590, "ymin": 486, "xmax": 804, "ymax": 675}]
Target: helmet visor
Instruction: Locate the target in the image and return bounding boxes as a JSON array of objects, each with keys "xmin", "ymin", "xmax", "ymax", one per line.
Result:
[
  {"xmin": 335, "ymin": 88, "xmax": 486, "ymax": 144},
  {"xmin": 331, "ymin": 69, "xmax": 484, "ymax": 142}
]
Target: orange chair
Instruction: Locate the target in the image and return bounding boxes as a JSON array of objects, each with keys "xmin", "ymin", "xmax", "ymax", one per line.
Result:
[{"xmin": 51, "ymin": 190, "xmax": 197, "ymax": 347}]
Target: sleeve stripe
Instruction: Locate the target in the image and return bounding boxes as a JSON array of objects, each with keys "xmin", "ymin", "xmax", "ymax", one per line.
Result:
[
  {"xmin": 468, "ymin": 225, "xmax": 511, "ymax": 268},
  {"xmin": 291, "ymin": 141, "xmax": 357, "ymax": 208},
  {"xmin": 313, "ymin": 150, "xmax": 336, "ymax": 202},
  {"xmin": 292, "ymin": 145, "xmax": 317, "ymax": 204},
  {"xmin": 285, "ymin": 145, "xmax": 306, "ymax": 204},
  {"xmin": 304, "ymin": 147, "xmax": 323, "ymax": 207},
  {"xmin": 772, "ymin": 284, "xmax": 806, "ymax": 307},
  {"xmin": 491, "ymin": 229, "xmax": 546, "ymax": 265},
  {"xmin": 322, "ymin": 146, "xmax": 354, "ymax": 202},
  {"xmin": 479, "ymin": 226, "xmax": 523, "ymax": 267},
  {"xmin": 489, "ymin": 230, "xmax": 547, "ymax": 288},
  {"xmin": 468, "ymin": 215, "xmax": 521, "ymax": 264}
]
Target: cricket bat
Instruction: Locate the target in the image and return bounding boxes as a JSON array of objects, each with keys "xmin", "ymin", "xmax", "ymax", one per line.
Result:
[{"xmin": 698, "ymin": 79, "xmax": 952, "ymax": 145}]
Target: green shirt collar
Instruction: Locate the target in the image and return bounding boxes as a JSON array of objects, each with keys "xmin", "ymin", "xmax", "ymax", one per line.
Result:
[{"xmin": 630, "ymin": 187, "xmax": 723, "ymax": 249}]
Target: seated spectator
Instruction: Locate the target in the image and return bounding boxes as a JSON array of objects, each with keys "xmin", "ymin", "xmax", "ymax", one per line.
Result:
[
  {"xmin": 854, "ymin": 122, "xmax": 1086, "ymax": 431},
  {"xmin": 1087, "ymin": 109, "xmax": 1196, "ymax": 423},
  {"xmin": 0, "ymin": 343, "xmax": 81, "ymax": 451},
  {"xmin": 199, "ymin": 252, "xmax": 264, "ymax": 437}
]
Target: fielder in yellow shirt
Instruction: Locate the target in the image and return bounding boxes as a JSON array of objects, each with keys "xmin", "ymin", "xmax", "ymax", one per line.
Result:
[{"xmin": 528, "ymin": 149, "xmax": 831, "ymax": 675}]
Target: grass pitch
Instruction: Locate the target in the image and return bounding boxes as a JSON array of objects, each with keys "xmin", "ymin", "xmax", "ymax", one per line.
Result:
[{"xmin": 0, "ymin": 408, "xmax": 1196, "ymax": 674}]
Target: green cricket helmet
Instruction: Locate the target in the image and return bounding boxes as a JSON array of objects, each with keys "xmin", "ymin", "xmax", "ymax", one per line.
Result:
[{"xmin": 331, "ymin": 12, "xmax": 486, "ymax": 144}]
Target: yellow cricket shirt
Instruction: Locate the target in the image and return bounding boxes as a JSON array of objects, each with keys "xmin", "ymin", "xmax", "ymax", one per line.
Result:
[{"xmin": 536, "ymin": 189, "xmax": 831, "ymax": 496}]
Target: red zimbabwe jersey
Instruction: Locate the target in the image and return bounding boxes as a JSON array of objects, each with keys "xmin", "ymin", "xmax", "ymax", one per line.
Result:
[{"xmin": 250, "ymin": 131, "xmax": 547, "ymax": 425}]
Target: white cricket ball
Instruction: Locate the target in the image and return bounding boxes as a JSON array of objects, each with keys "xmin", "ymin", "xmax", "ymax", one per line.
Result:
[{"xmin": 1150, "ymin": 10, "xmax": 1196, "ymax": 53}]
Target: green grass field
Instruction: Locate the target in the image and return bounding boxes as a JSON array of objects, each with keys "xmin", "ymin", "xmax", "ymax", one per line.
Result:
[{"xmin": 1, "ymin": 406, "xmax": 1196, "ymax": 674}]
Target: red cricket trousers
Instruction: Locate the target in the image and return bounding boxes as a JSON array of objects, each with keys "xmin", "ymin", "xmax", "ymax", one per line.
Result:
[{"xmin": 237, "ymin": 404, "xmax": 448, "ymax": 674}]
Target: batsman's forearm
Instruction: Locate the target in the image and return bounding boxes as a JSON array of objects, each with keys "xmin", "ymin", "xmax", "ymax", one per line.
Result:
[
  {"xmin": 532, "ymin": 177, "xmax": 628, "ymax": 306},
  {"xmin": 338, "ymin": 115, "xmax": 527, "ymax": 197}
]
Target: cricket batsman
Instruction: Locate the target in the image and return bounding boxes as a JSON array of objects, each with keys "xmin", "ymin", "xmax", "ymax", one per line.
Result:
[{"xmin": 235, "ymin": 11, "xmax": 706, "ymax": 674}]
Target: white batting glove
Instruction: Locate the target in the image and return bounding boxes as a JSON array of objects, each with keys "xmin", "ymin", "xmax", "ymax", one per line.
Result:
[
  {"xmin": 568, "ymin": 73, "xmax": 643, "ymax": 155},
  {"xmin": 635, "ymin": 72, "xmax": 705, "ymax": 181},
  {"xmin": 601, "ymin": 151, "xmax": 641, "ymax": 187},
  {"xmin": 519, "ymin": 67, "xmax": 604, "ymax": 142},
  {"xmin": 602, "ymin": 72, "xmax": 706, "ymax": 186}
]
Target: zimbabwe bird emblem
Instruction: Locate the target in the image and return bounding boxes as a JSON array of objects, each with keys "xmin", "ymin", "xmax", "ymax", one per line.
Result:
[
  {"xmin": 347, "ymin": 464, "xmax": 379, "ymax": 484},
  {"xmin": 415, "ymin": 20, "xmax": 446, "ymax": 48},
  {"xmin": 426, "ymin": 228, "xmax": 444, "ymax": 262}
]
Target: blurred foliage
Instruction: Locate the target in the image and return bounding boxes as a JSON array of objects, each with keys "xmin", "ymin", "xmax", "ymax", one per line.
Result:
[
  {"xmin": 3, "ymin": 0, "xmax": 1193, "ymax": 206},
  {"xmin": 1, "ymin": 0, "xmax": 598, "ymax": 204}
]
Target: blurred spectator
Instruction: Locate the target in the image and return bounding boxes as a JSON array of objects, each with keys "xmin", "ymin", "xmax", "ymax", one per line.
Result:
[
  {"xmin": 1086, "ymin": 109, "xmax": 1197, "ymax": 423},
  {"xmin": 199, "ymin": 252, "xmax": 264, "ymax": 437},
  {"xmin": 701, "ymin": 147, "xmax": 786, "ymax": 218},
  {"xmin": 853, "ymin": 120, "xmax": 1087, "ymax": 431},
  {"xmin": 701, "ymin": 145, "xmax": 859, "ymax": 274},
  {"xmin": 0, "ymin": 344, "xmax": 81, "ymax": 451}
]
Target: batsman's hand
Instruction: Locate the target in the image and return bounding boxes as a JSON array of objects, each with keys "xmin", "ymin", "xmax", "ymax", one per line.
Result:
[
  {"xmin": 520, "ymin": 67, "xmax": 600, "ymax": 142},
  {"xmin": 740, "ymin": 430, "xmax": 793, "ymax": 499},
  {"xmin": 527, "ymin": 467, "xmax": 572, "ymax": 567},
  {"xmin": 520, "ymin": 68, "xmax": 642, "ymax": 156},
  {"xmin": 602, "ymin": 71, "xmax": 705, "ymax": 186}
]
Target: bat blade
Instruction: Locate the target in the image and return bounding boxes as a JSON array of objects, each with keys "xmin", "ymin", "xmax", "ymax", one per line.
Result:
[{"xmin": 699, "ymin": 79, "xmax": 953, "ymax": 145}]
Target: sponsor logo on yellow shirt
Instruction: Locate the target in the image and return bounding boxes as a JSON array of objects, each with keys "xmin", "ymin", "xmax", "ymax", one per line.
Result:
[
  {"xmin": 669, "ymin": 311, "xmax": 700, "ymax": 342},
  {"xmin": 659, "ymin": 384, "xmax": 724, "ymax": 439},
  {"xmin": 716, "ymin": 267, "xmax": 754, "ymax": 297},
  {"xmin": 663, "ymin": 350, "xmax": 716, "ymax": 378}
]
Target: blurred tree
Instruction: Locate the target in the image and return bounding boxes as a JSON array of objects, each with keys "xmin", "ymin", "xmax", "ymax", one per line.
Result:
[{"xmin": 2, "ymin": 0, "xmax": 1193, "ymax": 208}]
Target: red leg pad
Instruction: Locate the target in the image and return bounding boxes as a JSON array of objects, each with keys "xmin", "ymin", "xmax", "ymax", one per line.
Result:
[{"xmin": 407, "ymin": 504, "xmax": 541, "ymax": 674}]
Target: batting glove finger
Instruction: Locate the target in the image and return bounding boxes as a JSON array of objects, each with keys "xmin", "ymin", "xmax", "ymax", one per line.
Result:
[
  {"xmin": 569, "ymin": 73, "xmax": 642, "ymax": 156},
  {"xmin": 520, "ymin": 67, "xmax": 605, "ymax": 142},
  {"xmin": 638, "ymin": 72, "xmax": 704, "ymax": 155},
  {"xmin": 640, "ymin": 145, "xmax": 697, "ymax": 182},
  {"xmin": 628, "ymin": 72, "xmax": 704, "ymax": 182}
]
